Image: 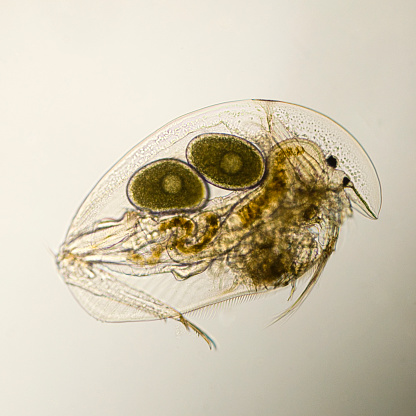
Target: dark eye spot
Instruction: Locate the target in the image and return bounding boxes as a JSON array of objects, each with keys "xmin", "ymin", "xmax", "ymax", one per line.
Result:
[
  {"xmin": 343, "ymin": 176, "xmax": 351, "ymax": 187},
  {"xmin": 326, "ymin": 155, "xmax": 338, "ymax": 168}
]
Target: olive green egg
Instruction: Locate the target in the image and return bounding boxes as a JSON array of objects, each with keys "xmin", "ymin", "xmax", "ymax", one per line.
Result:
[
  {"xmin": 127, "ymin": 159, "xmax": 208, "ymax": 212},
  {"xmin": 186, "ymin": 134, "xmax": 265, "ymax": 190}
]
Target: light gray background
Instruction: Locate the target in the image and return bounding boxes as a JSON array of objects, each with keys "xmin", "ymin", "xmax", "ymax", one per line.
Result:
[{"xmin": 1, "ymin": 1, "xmax": 415, "ymax": 415}]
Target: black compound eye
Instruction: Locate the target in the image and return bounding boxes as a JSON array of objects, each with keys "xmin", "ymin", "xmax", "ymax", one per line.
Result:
[
  {"xmin": 343, "ymin": 176, "xmax": 351, "ymax": 187},
  {"xmin": 326, "ymin": 155, "xmax": 338, "ymax": 168}
]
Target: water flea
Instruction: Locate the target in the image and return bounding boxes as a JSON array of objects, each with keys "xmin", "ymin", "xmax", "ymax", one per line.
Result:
[{"xmin": 56, "ymin": 100, "xmax": 381, "ymax": 349}]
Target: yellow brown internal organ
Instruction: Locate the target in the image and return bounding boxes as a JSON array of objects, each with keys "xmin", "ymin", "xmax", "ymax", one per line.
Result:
[
  {"xmin": 160, "ymin": 213, "xmax": 220, "ymax": 255},
  {"xmin": 153, "ymin": 139, "xmax": 346, "ymax": 288},
  {"xmin": 127, "ymin": 245, "xmax": 163, "ymax": 266},
  {"xmin": 230, "ymin": 141, "xmax": 343, "ymax": 288}
]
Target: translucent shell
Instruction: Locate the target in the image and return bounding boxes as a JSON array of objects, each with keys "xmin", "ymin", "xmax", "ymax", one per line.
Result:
[
  {"xmin": 56, "ymin": 99, "xmax": 381, "ymax": 349},
  {"xmin": 127, "ymin": 158, "xmax": 208, "ymax": 213},
  {"xmin": 186, "ymin": 133, "xmax": 265, "ymax": 190}
]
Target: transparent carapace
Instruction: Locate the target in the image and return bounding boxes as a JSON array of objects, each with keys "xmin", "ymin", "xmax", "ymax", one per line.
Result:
[{"xmin": 56, "ymin": 100, "xmax": 381, "ymax": 349}]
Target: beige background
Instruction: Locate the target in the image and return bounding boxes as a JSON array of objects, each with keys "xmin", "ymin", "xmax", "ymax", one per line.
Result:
[{"xmin": 1, "ymin": 1, "xmax": 415, "ymax": 415}]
